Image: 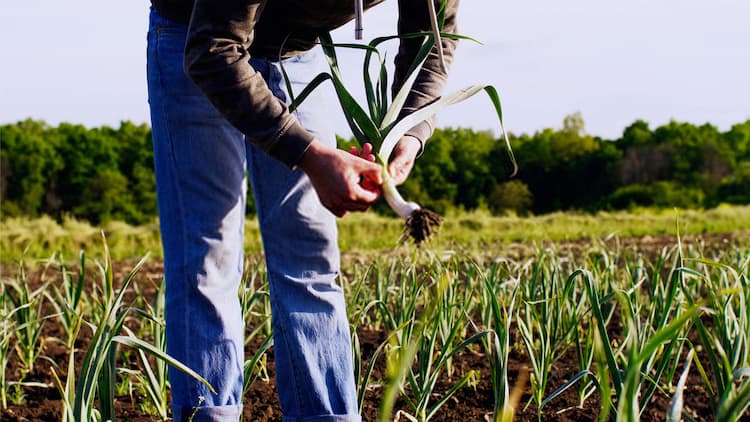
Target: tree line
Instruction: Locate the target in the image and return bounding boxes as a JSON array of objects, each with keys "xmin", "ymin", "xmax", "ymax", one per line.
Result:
[{"xmin": 1, "ymin": 115, "xmax": 748, "ymax": 225}]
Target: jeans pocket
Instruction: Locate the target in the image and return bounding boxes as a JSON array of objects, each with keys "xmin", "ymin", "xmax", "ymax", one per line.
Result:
[{"xmin": 148, "ymin": 10, "xmax": 202, "ymax": 97}]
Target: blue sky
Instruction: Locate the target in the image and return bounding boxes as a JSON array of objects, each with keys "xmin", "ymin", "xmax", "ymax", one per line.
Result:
[{"xmin": 2, "ymin": 1, "xmax": 749, "ymax": 139}]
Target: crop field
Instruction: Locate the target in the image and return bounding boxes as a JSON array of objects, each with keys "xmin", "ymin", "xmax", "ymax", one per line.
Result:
[{"xmin": 1, "ymin": 207, "xmax": 749, "ymax": 421}]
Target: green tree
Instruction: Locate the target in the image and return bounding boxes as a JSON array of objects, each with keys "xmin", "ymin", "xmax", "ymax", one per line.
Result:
[
  {"xmin": 400, "ymin": 128, "xmax": 458, "ymax": 213},
  {"xmin": 49, "ymin": 123, "xmax": 120, "ymax": 221},
  {"xmin": 724, "ymin": 120, "xmax": 750, "ymax": 162},
  {"xmin": 512, "ymin": 114, "xmax": 621, "ymax": 212},
  {"xmin": 488, "ymin": 179, "xmax": 533, "ymax": 215},
  {"xmin": 449, "ymin": 128, "xmax": 497, "ymax": 209},
  {"xmin": 0, "ymin": 119, "xmax": 63, "ymax": 217},
  {"xmin": 108, "ymin": 121, "xmax": 157, "ymax": 223},
  {"xmin": 73, "ymin": 169, "xmax": 137, "ymax": 222},
  {"xmin": 3, "ymin": 116, "xmax": 747, "ymax": 223},
  {"xmin": 619, "ymin": 119, "xmax": 653, "ymax": 148},
  {"xmin": 607, "ymin": 181, "xmax": 705, "ymax": 209},
  {"xmin": 715, "ymin": 163, "xmax": 750, "ymax": 205},
  {"xmin": 407, "ymin": 127, "xmax": 504, "ymax": 212}
]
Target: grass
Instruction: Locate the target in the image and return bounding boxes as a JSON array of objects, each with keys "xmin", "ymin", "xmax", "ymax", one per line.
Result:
[{"xmin": 1, "ymin": 205, "xmax": 749, "ymax": 263}]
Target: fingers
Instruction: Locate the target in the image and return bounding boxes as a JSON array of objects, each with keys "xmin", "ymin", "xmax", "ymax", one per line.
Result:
[
  {"xmin": 306, "ymin": 144, "xmax": 386, "ymax": 218},
  {"xmin": 348, "ymin": 146, "xmax": 382, "ymax": 191},
  {"xmin": 325, "ymin": 184, "xmax": 377, "ymax": 218},
  {"xmin": 349, "ymin": 143, "xmax": 376, "ymax": 162},
  {"xmin": 325, "ymin": 156, "xmax": 383, "ymax": 218},
  {"xmin": 359, "ymin": 159, "xmax": 384, "ymax": 185},
  {"xmin": 386, "ymin": 137, "xmax": 420, "ymax": 185},
  {"xmin": 341, "ymin": 161, "xmax": 383, "ymax": 212},
  {"xmin": 361, "ymin": 142, "xmax": 373, "ymax": 157},
  {"xmin": 349, "ymin": 159, "xmax": 382, "ymax": 203},
  {"xmin": 352, "ymin": 183, "xmax": 380, "ymax": 203}
]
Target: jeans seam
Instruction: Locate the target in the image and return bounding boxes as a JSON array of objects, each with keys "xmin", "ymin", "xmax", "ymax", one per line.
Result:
[
  {"xmin": 152, "ymin": 23, "xmax": 193, "ymax": 402},
  {"xmin": 272, "ymin": 292, "xmax": 306, "ymax": 417},
  {"xmin": 252, "ymin": 64, "xmax": 300, "ymax": 228}
]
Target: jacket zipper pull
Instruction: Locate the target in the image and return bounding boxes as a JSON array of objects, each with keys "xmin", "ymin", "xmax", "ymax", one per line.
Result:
[{"xmin": 355, "ymin": 0, "xmax": 364, "ymax": 39}]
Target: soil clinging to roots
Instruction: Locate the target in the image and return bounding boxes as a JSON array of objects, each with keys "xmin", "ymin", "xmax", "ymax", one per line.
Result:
[{"xmin": 404, "ymin": 208, "xmax": 443, "ymax": 245}]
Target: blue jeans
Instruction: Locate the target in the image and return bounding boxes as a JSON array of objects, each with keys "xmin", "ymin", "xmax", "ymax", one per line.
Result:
[{"xmin": 146, "ymin": 9, "xmax": 359, "ymax": 422}]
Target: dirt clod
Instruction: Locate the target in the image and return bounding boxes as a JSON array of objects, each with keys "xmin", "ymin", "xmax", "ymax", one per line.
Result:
[{"xmin": 404, "ymin": 208, "xmax": 443, "ymax": 245}]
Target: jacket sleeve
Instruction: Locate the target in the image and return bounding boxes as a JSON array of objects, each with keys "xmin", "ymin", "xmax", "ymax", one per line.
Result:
[
  {"xmin": 393, "ymin": 0, "xmax": 459, "ymax": 151},
  {"xmin": 183, "ymin": 0, "xmax": 315, "ymax": 168}
]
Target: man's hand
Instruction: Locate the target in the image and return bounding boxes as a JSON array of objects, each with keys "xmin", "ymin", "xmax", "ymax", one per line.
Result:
[
  {"xmin": 349, "ymin": 136, "xmax": 421, "ymax": 186},
  {"xmin": 348, "ymin": 142, "xmax": 380, "ymax": 191},
  {"xmin": 299, "ymin": 140, "xmax": 383, "ymax": 217},
  {"xmin": 387, "ymin": 135, "xmax": 421, "ymax": 185}
]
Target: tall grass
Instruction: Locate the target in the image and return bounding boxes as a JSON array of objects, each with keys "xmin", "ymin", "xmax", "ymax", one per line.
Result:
[{"xmin": 2, "ymin": 205, "xmax": 748, "ymax": 262}]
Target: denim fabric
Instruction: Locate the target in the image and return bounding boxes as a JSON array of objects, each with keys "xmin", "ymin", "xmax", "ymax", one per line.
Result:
[{"xmin": 147, "ymin": 9, "xmax": 360, "ymax": 422}]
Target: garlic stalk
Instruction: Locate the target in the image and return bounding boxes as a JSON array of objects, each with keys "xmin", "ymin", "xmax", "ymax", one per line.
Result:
[
  {"xmin": 283, "ymin": 4, "xmax": 516, "ymax": 243},
  {"xmin": 381, "ymin": 172, "xmax": 442, "ymax": 244},
  {"xmin": 426, "ymin": 0, "xmax": 447, "ymax": 73},
  {"xmin": 381, "ymin": 174, "xmax": 420, "ymax": 219}
]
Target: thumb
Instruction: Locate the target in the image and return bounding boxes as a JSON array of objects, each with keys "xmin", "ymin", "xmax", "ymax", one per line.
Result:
[
  {"xmin": 353, "ymin": 183, "xmax": 381, "ymax": 203},
  {"xmin": 388, "ymin": 157, "xmax": 411, "ymax": 185},
  {"xmin": 360, "ymin": 161, "xmax": 384, "ymax": 185}
]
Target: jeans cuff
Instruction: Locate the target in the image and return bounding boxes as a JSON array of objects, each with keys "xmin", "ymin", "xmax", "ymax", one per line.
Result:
[
  {"xmin": 282, "ymin": 414, "xmax": 362, "ymax": 422},
  {"xmin": 174, "ymin": 404, "xmax": 242, "ymax": 422}
]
